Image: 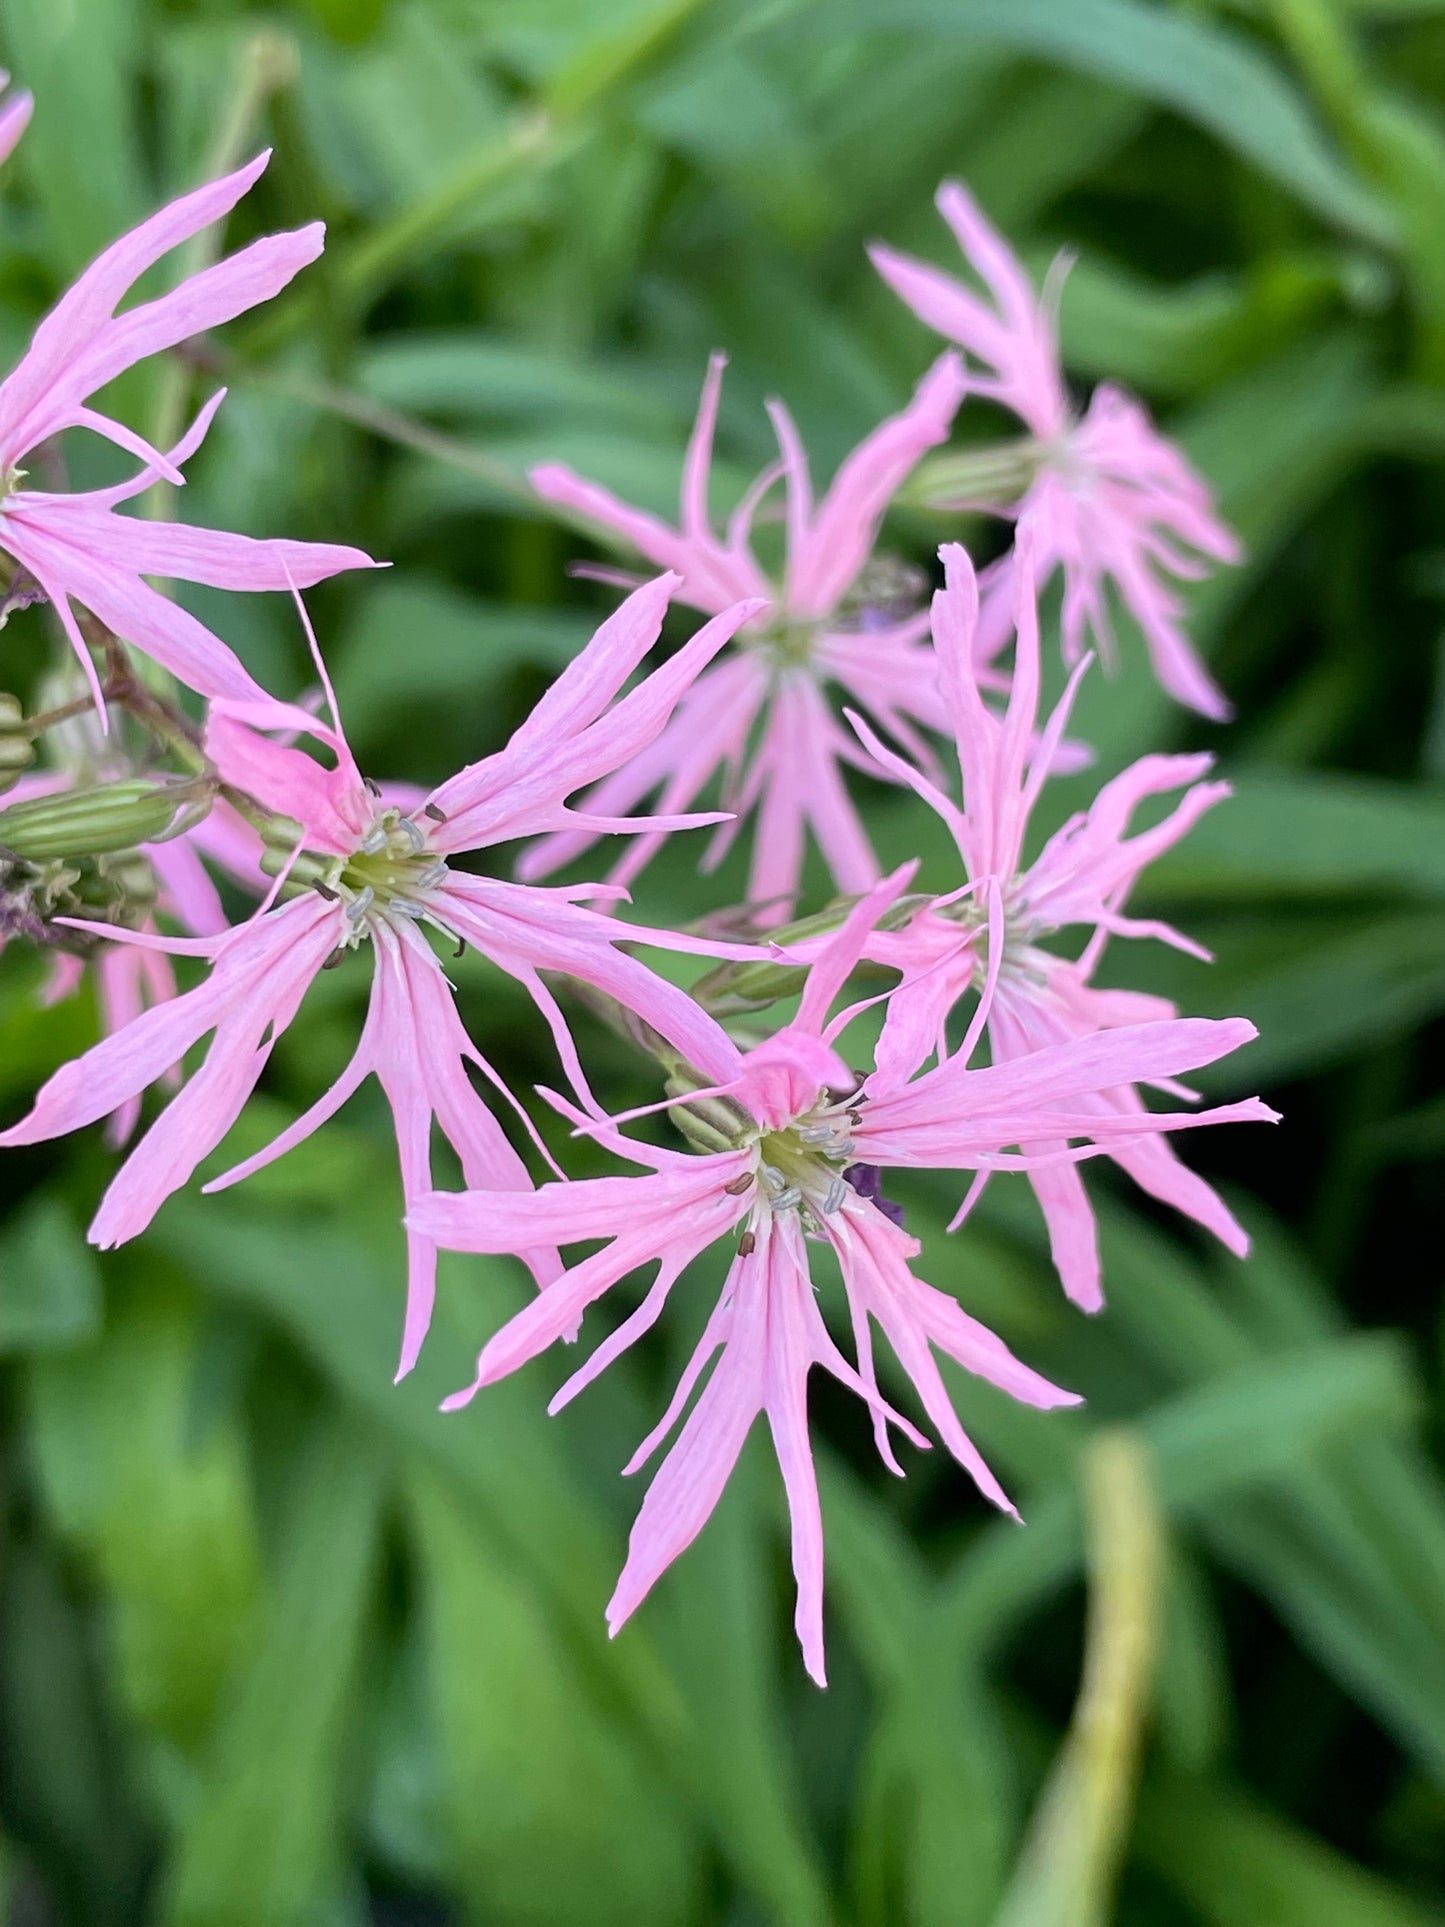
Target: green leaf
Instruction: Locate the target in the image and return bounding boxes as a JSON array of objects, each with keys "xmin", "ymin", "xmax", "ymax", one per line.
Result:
[
  {"xmin": 955, "ymin": 70, "xmax": 1149, "ymax": 231},
  {"xmin": 1136, "ymin": 1773, "xmax": 1441, "ymax": 1927},
  {"xmin": 1134, "ymin": 907, "xmax": 1445, "ymax": 1087},
  {"xmin": 0, "ymin": 1196, "xmax": 101, "ymax": 1353},
  {"xmin": 1143, "ymin": 770, "xmax": 1445, "ymax": 902},
  {"xmin": 161, "ymin": 1409, "xmax": 385, "ymax": 1927},
  {"xmin": 25, "ymin": 1266, "xmax": 262, "ymax": 1755},
  {"xmin": 1053, "ymin": 252, "xmax": 1347, "ymax": 398},
  {"xmin": 408, "ymin": 1463, "xmax": 702, "ymax": 1927},
  {"xmin": 933, "ymin": 1334, "xmax": 1418, "ymax": 1655},
  {"xmin": 809, "ymin": 0, "xmax": 1393, "ymax": 242},
  {"xmin": 823, "ymin": 1461, "xmax": 1015, "ymax": 1927},
  {"xmin": 0, "ymin": 1539, "xmax": 151, "ymax": 1924},
  {"xmin": 152, "ymin": 1195, "xmax": 820, "ymax": 1924},
  {"xmin": 332, "ymin": 574, "xmax": 595, "ymax": 744},
  {"xmin": 358, "ymin": 333, "xmax": 680, "ymax": 433},
  {"xmin": 0, "ymin": 0, "xmax": 147, "ymax": 273}
]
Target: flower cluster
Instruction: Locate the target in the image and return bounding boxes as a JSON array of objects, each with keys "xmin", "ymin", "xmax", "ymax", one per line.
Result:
[{"xmin": 0, "ymin": 113, "xmax": 1273, "ymax": 1683}]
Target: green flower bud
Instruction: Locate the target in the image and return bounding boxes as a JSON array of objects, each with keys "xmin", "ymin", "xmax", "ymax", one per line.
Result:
[
  {"xmin": 896, "ymin": 436, "xmax": 1049, "ymax": 511},
  {"xmin": 0, "ymin": 777, "xmax": 208, "ymax": 862},
  {"xmin": 0, "ymin": 693, "xmax": 35, "ymax": 794}
]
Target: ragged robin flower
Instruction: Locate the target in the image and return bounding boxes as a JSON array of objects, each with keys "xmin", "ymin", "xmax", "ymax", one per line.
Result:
[
  {"xmin": 847, "ymin": 530, "xmax": 1253, "ymax": 1311},
  {"xmin": 0, "ymin": 150, "xmax": 376, "ymax": 712},
  {"xmin": 0, "ymin": 574, "xmax": 763, "ymax": 1378},
  {"xmin": 871, "ymin": 179, "xmax": 1240, "ymax": 718},
  {"xmin": 412, "ymin": 873, "xmax": 1273, "ymax": 1682},
  {"xmin": 527, "ymin": 350, "xmax": 966, "ymax": 914}
]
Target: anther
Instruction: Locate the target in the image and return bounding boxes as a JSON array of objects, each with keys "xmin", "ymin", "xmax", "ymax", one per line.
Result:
[
  {"xmin": 363, "ymin": 777, "xmax": 382, "ymax": 798},
  {"xmin": 396, "ymin": 817, "xmax": 426, "ymax": 854},
  {"xmin": 771, "ymin": 1184, "xmax": 802, "ymax": 1212},
  {"xmin": 762, "ymin": 1163, "xmax": 787, "ymax": 1194},
  {"xmin": 312, "ymin": 880, "xmax": 339, "ymax": 902},
  {"xmin": 424, "ymin": 802, "xmax": 447, "ymax": 822},
  {"xmin": 823, "ymin": 1176, "xmax": 848, "ymax": 1214},
  {"xmin": 738, "ymin": 1230, "xmax": 756, "ymax": 1257},
  {"xmin": 723, "ymin": 1171, "xmax": 755, "ymax": 1195},
  {"xmin": 360, "ymin": 825, "xmax": 388, "ymax": 855},
  {"xmin": 345, "ymin": 884, "xmax": 374, "ymax": 923},
  {"xmin": 453, "ymin": 937, "xmax": 467, "ymax": 959},
  {"xmin": 321, "ymin": 947, "xmax": 347, "ymax": 970}
]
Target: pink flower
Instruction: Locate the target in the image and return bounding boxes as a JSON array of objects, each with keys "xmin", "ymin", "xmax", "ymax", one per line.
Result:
[
  {"xmin": 0, "ymin": 574, "xmax": 764, "ymax": 1378},
  {"xmin": 0, "ymin": 150, "xmax": 376, "ymax": 711},
  {"xmin": 0, "ymin": 72, "xmax": 33, "ymax": 166},
  {"xmin": 411, "ymin": 874, "xmax": 1272, "ymax": 1683},
  {"xmin": 526, "ymin": 351, "xmax": 966, "ymax": 912},
  {"xmin": 870, "ymin": 180, "xmax": 1240, "ymax": 719},
  {"xmin": 848, "ymin": 534, "xmax": 1256, "ymax": 1311}
]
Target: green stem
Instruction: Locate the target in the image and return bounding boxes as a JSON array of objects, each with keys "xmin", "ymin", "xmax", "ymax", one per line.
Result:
[{"xmin": 224, "ymin": 359, "xmax": 537, "ymax": 507}]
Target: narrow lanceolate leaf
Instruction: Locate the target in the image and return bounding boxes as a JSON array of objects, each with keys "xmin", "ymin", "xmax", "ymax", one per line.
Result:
[
  {"xmin": 1142, "ymin": 770, "xmax": 1445, "ymax": 902},
  {"xmin": 1135, "ymin": 1773, "xmax": 1442, "ymax": 1927},
  {"xmin": 25, "ymin": 1267, "xmax": 261, "ymax": 1754},
  {"xmin": 0, "ymin": 1198, "xmax": 101, "ymax": 1353},
  {"xmin": 162, "ymin": 1410, "xmax": 386, "ymax": 1927},
  {"xmin": 408, "ymin": 1464, "xmax": 702, "ymax": 1927},
  {"xmin": 810, "ymin": 0, "xmax": 1392, "ymax": 240}
]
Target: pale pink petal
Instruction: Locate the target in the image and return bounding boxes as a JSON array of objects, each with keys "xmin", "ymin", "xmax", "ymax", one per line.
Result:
[
  {"xmin": 787, "ymin": 353, "xmax": 964, "ymax": 620},
  {"xmin": 0, "ymin": 82, "xmax": 33, "ymax": 167},
  {"xmin": 0, "ymin": 151, "xmax": 273, "ymax": 462},
  {"xmin": 762, "ymin": 1223, "xmax": 830, "ymax": 1685},
  {"xmin": 36, "ymin": 507, "xmax": 380, "ymax": 594},
  {"xmin": 437, "ymin": 875, "xmax": 744, "ymax": 1088},
  {"xmin": 520, "ymin": 653, "xmax": 768, "ymax": 891},
  {"xmin": 205, "ymin": 707, "xmax": 368, "ymax": 855},
  {"xmin": 0, "ymin": 506, "xmax": 276, "ymax": 706},
  {"xmin": 85, "ymin": 901, "xmax": 340, "ymax": 1245},
  {"xmin": 0, "ymin": 897, "xmax": 326, "ymax": 1150},
  {"xmin": 14, "ymin": 231, "xmax": 325, "ymax": 457},
  {"xmin": 148, "ymin": 832, "xmax": 229, "ymax": 937},
  {"xmin": 607, "ymin": 1246, "xmax": 764, "ymax": 1635}
]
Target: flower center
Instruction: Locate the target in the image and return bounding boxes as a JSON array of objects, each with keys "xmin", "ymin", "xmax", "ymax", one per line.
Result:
[
  {"xmin": 755, "ymin": 1097, "xmax": 857, "ymax": 1220},
  {"xmin": 930, "ymin": 878, "xmax": 1049, "ymax": 986},
  {"xmin": 742, "ymin": 555, "xmax": 932, "ymax": 673},
  {"xmin": 747, "ymin": 618, "xmax": 818, "ymax": 672},
  {"xmin": 324, "ymin": 808, "xmax": 448, "ymax": 943}
]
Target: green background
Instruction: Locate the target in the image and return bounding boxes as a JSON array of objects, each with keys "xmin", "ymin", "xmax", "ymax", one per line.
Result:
[{"xmin": 1, "ymin": 0, "xmax": 1444, "ymax": 1921}]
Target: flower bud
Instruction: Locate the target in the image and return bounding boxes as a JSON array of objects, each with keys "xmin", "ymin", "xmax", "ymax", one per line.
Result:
[
  {"xmin": 897, "ymin": 436, "xmax": 1048, "ymax": 511},
  {"xmin": 0, "ymin": 694, "xmax": 35, "ymax": 794},
  {"xmin": 0, "ymin": 777, "xmax": 205, "ymax": 861},
  {"xmin": 665, "ymin": 1071, "xmax": 753, "ymax": 1154}
]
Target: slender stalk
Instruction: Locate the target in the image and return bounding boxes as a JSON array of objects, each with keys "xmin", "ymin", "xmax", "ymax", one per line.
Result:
[{"xmin": 224, "ymin": 360, "xmax": 537, "ymax": 508}]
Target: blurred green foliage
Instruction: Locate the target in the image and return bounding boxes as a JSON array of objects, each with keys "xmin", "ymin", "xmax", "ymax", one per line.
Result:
[{"xmin": 0, "ymin": 0, "xmax": 1443, "ymax": 1921}]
